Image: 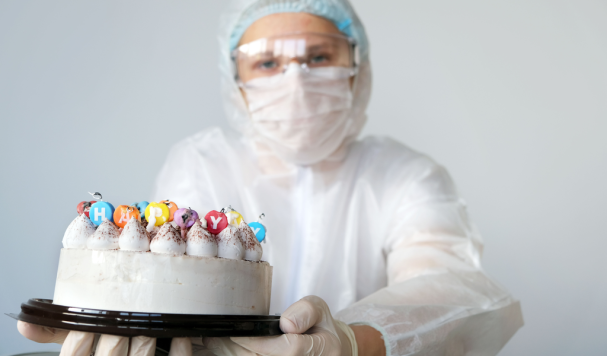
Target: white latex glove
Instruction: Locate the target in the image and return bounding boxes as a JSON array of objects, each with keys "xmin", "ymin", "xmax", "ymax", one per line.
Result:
[
  {"xmin": 204, "ymin": 296, "xmax": 358, "ymax": 356},
  {"xmin": 17, "ymin": 321, "xmax": 192, "ymax": 356}
]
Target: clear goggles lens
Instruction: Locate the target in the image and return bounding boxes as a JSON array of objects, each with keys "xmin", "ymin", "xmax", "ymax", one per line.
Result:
[{"xmin": 232, "ymin": 32, "xmax": 358, "ymax": 83}]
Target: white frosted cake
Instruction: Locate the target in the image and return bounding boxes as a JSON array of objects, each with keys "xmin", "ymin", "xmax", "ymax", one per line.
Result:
[{"xmin": 55, "ymin": 198, "xmax": 271, "ymax": 315}]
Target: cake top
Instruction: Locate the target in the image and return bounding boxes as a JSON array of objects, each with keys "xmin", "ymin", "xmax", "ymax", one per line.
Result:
[{"xmin": 63, "ymin": 192, "xmax": 267, "ymax": 262}]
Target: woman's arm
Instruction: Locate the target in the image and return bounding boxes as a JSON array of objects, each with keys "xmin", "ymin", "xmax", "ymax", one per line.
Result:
[{"xmin": 351, "ymin": 325, "xmax": 386, "ymax": 356}]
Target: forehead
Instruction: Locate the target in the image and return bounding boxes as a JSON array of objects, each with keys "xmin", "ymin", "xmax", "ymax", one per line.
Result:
[{"xmin": 239, "ymin": 13, "xmax": 342, "ymax": 46}]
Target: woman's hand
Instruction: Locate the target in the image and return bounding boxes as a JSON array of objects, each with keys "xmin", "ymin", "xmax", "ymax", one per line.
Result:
[
  {"xmin": 204, "ymin": 295, "xmax": 384, "ymax": 356},
  {"xmin": 17, "ymin": 321, "xmax": 191, "ymax": 356}
]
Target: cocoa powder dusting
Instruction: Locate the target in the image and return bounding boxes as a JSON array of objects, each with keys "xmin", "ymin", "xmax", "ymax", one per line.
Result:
[{"xmin": 153, "ymin": 224, "xmax": 185, "ymax": 245}]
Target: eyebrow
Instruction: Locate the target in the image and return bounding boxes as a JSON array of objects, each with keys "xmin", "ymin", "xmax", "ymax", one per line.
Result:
[
  {"xmin": 243, "ymin": 43, "xmax": 339, "ymax": 57},
  {"xmin": 306, "ymin": 42, "xmax": 339, "ymax": 52}
]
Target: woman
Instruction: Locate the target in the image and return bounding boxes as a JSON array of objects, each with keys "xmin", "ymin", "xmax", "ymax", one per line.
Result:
[{"xmin": 18, "ymin": 0, "xmax": 523, "ymax": 355}]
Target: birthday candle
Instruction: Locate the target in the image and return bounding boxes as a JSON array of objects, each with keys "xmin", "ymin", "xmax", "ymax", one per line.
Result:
[
  {"xmin": 89, "ymin": 201, "xmax": 115, "ymax": 226},
  {"xmin": 160, "ymin": 200, "xmax": 179, "ymax": 222},
  {"xmin": 113, "ymin": 205, "xmax": 141, "ymax": 228},
  {"xmin": 133, "ymin": 201, "xmax": 149, "ymax": 217},
  {"xmin": 145, "ymin": 202, "xmax": 170, "ymax": 231},
  {"xmin": 248, "ymin": 213, "xmax": 267, "ymax": 243},
  {"xmin": 76, "ymin": 201, "xmax": 96, "ymax": 217},
  {"xmin": 223, "ymin": 206, "xmax": 244, "ymax": 226},
  {"xmin": 174, "ymin": 208, "xmax": 199, "ymax": 239},
  {"xmin": 205, "ymin": 210, "xmax": 228, "ymax": 235}
]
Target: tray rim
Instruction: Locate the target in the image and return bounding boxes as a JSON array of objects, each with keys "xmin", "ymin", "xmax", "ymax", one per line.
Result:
[{"xmin": 8, "ymin": 298, "xmax": 282, "ymax": 338}]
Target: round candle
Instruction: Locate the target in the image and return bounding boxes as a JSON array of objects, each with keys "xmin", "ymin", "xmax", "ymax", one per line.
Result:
[
  {"xmin": 205, "ymin": 210, "xmax": 228, "ymax": 235},
  {"xmin": 77, "ymin": 201, "xmax": 96, "ymax": 217},
  {"xmin": 225, "ymin": 210, "xmax": 244, "ymax": 226},
  {"xmin": 145, "ymin": 202, "xmax": 170, "ymax": 227},
  {"xmin": 248, "ymin": 222, "xmax": 267, "ymax": 243},
  {"xmin": 160, "ymin": 200, "xmax": 179, "ymax": 222},
  {"xmin": 134, "ymin": 201, "xmax": 149, "ymax": 216},
  {"xmin": 174, "ymin": 208, "xmax": 199, "ymax": 230},
  {"xmin": 113, "ymin": 205, "xmax": 141, "ymax": 228},
  {"xmin": 89, "ymin": 201, "xmax": 115, "ymax": 226}
]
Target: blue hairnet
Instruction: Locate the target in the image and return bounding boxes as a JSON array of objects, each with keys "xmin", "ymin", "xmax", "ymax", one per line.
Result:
[{"xmin": 227, "ymin": 0, "xmax": 369, "ymax": 62}]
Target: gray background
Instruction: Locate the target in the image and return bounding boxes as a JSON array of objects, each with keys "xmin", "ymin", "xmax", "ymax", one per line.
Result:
[{"xmin": 1, "ymin": 0, "xmax": 605, "ymax": 355}]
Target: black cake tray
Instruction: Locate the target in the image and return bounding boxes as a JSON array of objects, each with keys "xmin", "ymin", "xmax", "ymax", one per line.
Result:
[{"xmin": 7, "ymin": 299, "xmax": 282, "ymax": 338}]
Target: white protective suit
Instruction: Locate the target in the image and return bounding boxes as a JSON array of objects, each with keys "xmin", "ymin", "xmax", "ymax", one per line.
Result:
[{"xmin": 153, "ymin": 0, "xmax": 523, "ymax": 354}]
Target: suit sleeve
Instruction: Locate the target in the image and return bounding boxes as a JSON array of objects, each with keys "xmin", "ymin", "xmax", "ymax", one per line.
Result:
[{"xmin": 336, "ymin": 159, "xmax": 523, "ymax": 355}]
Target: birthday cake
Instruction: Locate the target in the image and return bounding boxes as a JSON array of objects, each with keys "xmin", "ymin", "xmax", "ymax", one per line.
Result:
[{"xmin": 55, "ymin": 194, "xmax": 272, "ymax": 315}]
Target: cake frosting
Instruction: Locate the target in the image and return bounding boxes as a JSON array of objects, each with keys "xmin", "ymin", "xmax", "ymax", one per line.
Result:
[
  {"xmin": 118, "ymin": 217, "xmax": 150, "ymax": 252},
  {"xmin": 150, "ymin": 223, "xmax": 186, "ymax": 255},
  {"xmin": 217, "ymin": 225, "xmax": 245, "ymax": 260},
  {"xmin": 64, "ymin": 203, "xmax": 263, "ymax": 261},
  {"xmin": 53, "ymin": 248, "xmax": 272, "ymax": 314},
  {"xmin": 186, "ymin": 219, "xmax": 218, "ymax": 257},
  {"xmin": 86, "ymin": 219, "xmax": 120, "ymax": 250},
  {"xmin": 53, "ymin": 197, "xmax": 271, "ymax": 315},
  {"xmin": 237, "ymin": 221, "xmax": 263, "ymax": 262},
  {"xmin": 63, "ymin": 214, "xmax": 96, "ymax": 249}
]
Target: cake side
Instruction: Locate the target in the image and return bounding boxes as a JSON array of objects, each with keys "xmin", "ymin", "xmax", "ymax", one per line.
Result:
[{"xmin": 53, "ymin": 248, "xmax": 273, "ymax": 315}]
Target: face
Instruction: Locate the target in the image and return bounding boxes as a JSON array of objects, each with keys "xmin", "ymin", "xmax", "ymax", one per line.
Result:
[{"xmin": 236, "ymin": 13, "xmax": 354, "ymax": 84}]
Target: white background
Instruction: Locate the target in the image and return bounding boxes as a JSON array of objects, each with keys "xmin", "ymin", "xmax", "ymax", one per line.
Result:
[{"xmin": 1, "ymin": 1, "xmax": 606, "ymax": 355}]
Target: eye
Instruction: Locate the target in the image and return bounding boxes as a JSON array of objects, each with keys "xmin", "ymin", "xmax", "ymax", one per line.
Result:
[
  {"xmin": 258, "ymin": 60, "xmax": 278, "ymax": 70},
  {"xmin": 309, "ymin": 55, "xmax": 329, "ymax": 64}
]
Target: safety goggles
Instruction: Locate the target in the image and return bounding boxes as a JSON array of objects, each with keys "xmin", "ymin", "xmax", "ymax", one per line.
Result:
[{"xmin": 232, "ymin": 32, "xmax": 359, "ymax": 84}]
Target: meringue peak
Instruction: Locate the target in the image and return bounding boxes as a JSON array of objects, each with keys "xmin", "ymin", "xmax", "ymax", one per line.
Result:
[
  {"xmin": 87, "ymin": 219, "xmax": 120, "ymax": 250},
  {"xmin": 150, "ymin": 223, "xmax": 186, "ymax": 256}
]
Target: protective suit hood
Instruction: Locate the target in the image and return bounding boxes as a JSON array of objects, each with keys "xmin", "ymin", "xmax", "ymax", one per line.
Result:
[{"xmin": 218, "ymin": 0, "xmax": 372, "ymax": 166}]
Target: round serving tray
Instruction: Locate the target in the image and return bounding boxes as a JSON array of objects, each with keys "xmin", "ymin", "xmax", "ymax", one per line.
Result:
[{"xmin": 7, "ymin": 299, "xmax": 282, "ymax": 338}]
